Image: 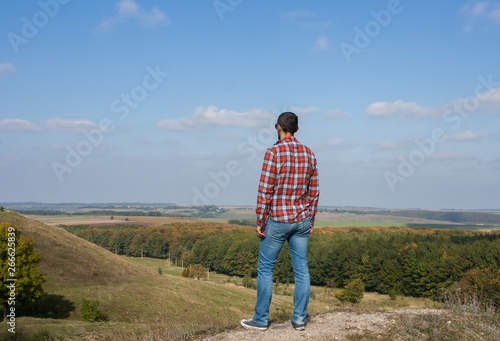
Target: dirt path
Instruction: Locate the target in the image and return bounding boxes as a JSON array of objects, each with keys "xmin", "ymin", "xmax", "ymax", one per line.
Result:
[{"xmin": 198, "ymin": 309, "xmax": 445, "ymax": 341}]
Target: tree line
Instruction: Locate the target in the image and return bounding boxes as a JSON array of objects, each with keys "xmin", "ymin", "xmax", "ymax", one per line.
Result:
[
  {"xmin": 63, "ymin": 222, "xmax": 248, "ymax": 260},
  {"xmin": 18, "ymin": 205, "xmax": 228, "ymax": 219},
  {"xmin": 65, "ymin": 223, "xmax": 500, "ymax": 300}
]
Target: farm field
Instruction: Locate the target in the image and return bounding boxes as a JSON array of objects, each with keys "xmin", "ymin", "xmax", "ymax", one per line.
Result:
[
  {"xmin": 24, "ymin": 214, "xmax": 201, "ymax": 226},
  {"xmin": 2, "ymin": 208, "xmax": 499, "ymax": 340},
  {"xmin": 24, "ymin": 206, "xmax": 500, "ymax": 231}
]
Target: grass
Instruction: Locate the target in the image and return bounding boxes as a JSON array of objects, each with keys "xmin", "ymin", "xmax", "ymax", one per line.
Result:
[
  {"xmin": 126, "ymin": 255, "xmax": 432, "ymax": 312},
  {"xmin": 0, "ymin": 211, "xmax": 345, "ymax": 340},
  {"xmin": 369, "ymin": 310, "xmax": 500, "ymax": 340},
  {"xmin": 26, "ymin": 209, "xmax": 500, "ymax": 231},
  {"xmin": 406, "ymin": 223, "xmax": 500, "ymax": 231},
  {"xmin": 0, "ymin": 211, "xmax": 256, "ymax": 339},
  {"xmin": 25, "ymin": 213, "xmax": 203, "ymax": 226},
  {"xmin": 346, "ymin": 294, "xmax": 500, "ymax": 341},
  {"xmin": 314, "ymin": 221, "xmax": 406, "ymax": 227},
  {"xmin": 3, "ymin": 210, "xmax": 487, "ymax": 340}
]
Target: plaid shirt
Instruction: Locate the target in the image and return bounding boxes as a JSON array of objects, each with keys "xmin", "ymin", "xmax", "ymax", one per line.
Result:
[{"xmin": 256, "ymin": 136, "xmax": 319, "ymax": 228}]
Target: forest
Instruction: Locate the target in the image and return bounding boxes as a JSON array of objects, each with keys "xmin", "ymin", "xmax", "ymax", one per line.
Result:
[{"xmin": 62, "ymin": 223, "xmax": 500, "ymax": 302}]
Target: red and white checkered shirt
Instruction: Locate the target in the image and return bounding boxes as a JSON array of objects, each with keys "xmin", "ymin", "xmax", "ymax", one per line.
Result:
[{"xmin": 256, "ymin": 136, "xmax": 319, "ymax": 228}]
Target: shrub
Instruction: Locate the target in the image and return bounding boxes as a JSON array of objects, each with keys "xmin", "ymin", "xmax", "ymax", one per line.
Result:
[
  {"xmin": 181, "ymin": 264, "xmax": 207, "ymax": 280},
  {"xmin": 242, "ymin": 273, "xmax": 256, "ymax": 289},
  {"xmin": 181, "ymin": 266, "xmax": 193, "ymax": 278},
  {"xmin": 444, "ymin": 267, "xmax": 500, "ymax": 313},
  {"xmin": 324, "ymin": 279, "xmax": 336, "ymax": 299},
  {"xmin": 273, "ymin": 282, "xmax": 292, "ymax": 296},
  {"xmin": 335, "ymin": 278, "xmax": 365, "ymax": 303},
  {"xmin": 191, "ymin": 264, "xmax": 208, "ymax": 280},
  {"xmin": 81, "ymin": 299, "xmax": 107, "ymax": 321}
]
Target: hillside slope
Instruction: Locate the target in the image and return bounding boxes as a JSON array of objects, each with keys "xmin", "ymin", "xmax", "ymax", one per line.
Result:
[
  {"xmin": 0, "ymin": 210, "xmax": 151, "ymax": 289},
  {"xmin": 0, "ymin": 211, "xmax": 309, "ymax": 339}
]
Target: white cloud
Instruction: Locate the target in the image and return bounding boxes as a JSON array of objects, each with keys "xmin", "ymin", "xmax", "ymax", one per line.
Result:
[
  {"xmin": 157, "ymin": 106, "xmax": 275, "ymax": 132},
  {"xmin": 366, "ymin": 86, "xmax": 500, "ymax": 119},
  {"xmin": 288, "ymin": 106, "xmax": 318, "ymax": 116},
  {"xmin": 490, "ymin": 6, "xmax": 500, "ymax": 20},
  {"xmin": 460, "ymin": 1, "xmax": 500, "ymax": 28},
  {"xmin": 0, "ymin": 63, "xmax": 17, "ymax": 78},
  {"xmin": 97, "ymin": 0, "xmax": 169, "ymax": 31},
  {"xmin": 323, "ymin": 109, "xmax": 350, "ymax": 119},
  {"xmin": 327, "ymin": 137, "xmax": 359, "ymax": 148},
  {"xmin": 476, "ymin": 86, "xmax": 500, "ymax": 112},
  {"xmin": 372, "ymin": 140, "xmax": 400, "ymax": 150},
  {"xmin": 0, "ymin": 119, "xmax": 41, "ymax": 132},
  {"xmin": 313, "ymin": 36, "xmax": 329, "ymax": 51},
  {"xmin": 46, "ymin": 118, "xmax": 99, "ymax": 133},
  {"xmin": 366, "ymin": 100, "xmax": 440, "ymax": 119},
  {"xmin": 156, "ymin": 117, "xmax": 194, "ymax": 132},
  {"xmin": 472, "ymin": 1, "xmax": 488, "ymax": 16},
  {"xmin": 444, "ymin": 131, "xmax": 484, "ymax": 141}
]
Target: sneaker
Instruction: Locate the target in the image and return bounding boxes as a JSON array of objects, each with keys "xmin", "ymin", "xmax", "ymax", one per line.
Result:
[
  {"xmin": 291, "ymin": 320, "xmax": 306, "ymax": 331},
  {"xmin": 241, "ymin": 318, "xmax": 268, "ymax": 331}
]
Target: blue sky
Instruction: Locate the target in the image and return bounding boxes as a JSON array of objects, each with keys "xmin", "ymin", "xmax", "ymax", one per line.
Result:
[{"xmin": 1, "ymin": 0, "xmax": 500, "ymax": 209}]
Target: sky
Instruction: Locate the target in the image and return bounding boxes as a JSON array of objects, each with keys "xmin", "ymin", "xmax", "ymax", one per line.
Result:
[{"xmin": 1, "ymin": 0, "xmax": 500, "ymax": 210}]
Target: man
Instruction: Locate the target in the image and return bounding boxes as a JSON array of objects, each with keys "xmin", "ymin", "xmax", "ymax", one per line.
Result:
[{"xmin": 241, "ymin": 112, "xmax": 320, "ymax": 331}]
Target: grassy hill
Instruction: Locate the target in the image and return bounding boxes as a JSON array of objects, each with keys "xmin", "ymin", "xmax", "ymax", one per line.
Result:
[{"xmin": 0, "ymin": 210, "xmax": 335, "ymax": 340}]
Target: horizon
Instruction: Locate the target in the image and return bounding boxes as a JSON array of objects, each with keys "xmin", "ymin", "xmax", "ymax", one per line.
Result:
[
  {"xmin": 2, "ymin": 201, "xmax": 499, "ymax": 212},
  {"xmin": 1, "ymin": 1, "xmax": 500, "ymax": 210}
]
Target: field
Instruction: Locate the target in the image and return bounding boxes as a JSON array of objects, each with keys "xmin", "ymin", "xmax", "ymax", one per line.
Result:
[
  {"xmin": 24, "ymin": 214, "xmax": 201, "ymax": 226},
  {"xmin": 0, "ymin": 211, "xmax": 302, "ymax": 339},
  {"xmin": 2, "ymin": 205, "xmax": 500, "ymax": 340},
  {"xmin": 24, "ymin": 205, "xmax": 500, "ymax": 231},
  {"xmin": 0, "ymin": 209, "xmax": 441, "ymax": 340}
]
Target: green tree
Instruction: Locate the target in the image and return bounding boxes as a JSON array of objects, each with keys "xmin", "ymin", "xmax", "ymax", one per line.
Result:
[
  {"xmin": 181, "ymin": 264, "xmax": 207, "ymax": 280},
  {"xmin": 1, "ymin": 223, "xmax": 46, "ymax": 320},
  {"xmin": 242, "ymin": 272, "xmax": 256, "ymax": 289},
  {"xmin": 335, "ymin": 278, "xmax": 365, "ymax": 303},
  {"xmin": 379, "ymin": 259, "xmax": 402, "ymax": 294},
  {"xmin": 181, "ymin": 265, "xmax": 193, "ymax": 278},
  {"xmin": 191, "ymin": 264, "xmax": 208, "ymax": 280},
  {"xmin": 81, "ymin": 299, "xmax": 107, "ymax": 321}
]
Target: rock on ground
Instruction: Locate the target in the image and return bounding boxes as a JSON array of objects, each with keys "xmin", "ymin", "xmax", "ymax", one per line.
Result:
[{"xmin": 198, "ymin": 309, "xmax": 445, "ymax": 341}]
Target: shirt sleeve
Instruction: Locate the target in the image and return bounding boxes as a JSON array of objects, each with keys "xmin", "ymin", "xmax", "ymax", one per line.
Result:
[
  {"xmin": 307, "ymin": 157, "xmax": 320, "ymax": 227},
  {"xmin": 256, "ymin": 148, "xmax": 276, "ymax": 227}
]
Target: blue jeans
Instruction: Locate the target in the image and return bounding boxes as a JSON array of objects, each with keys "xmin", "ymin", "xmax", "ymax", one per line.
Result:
[{"xmin": 252, "ymin": 217, "xmax": 311, "ymax": 326}]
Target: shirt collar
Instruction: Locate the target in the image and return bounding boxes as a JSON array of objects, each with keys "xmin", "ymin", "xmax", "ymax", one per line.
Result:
[{"xmin": 278, "ymin": 136, "xmax": 296, "ymax": 143}]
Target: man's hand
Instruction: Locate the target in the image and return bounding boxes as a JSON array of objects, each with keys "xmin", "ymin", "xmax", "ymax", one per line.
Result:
[
  {"xmin": 256, "ymin": 225, "xmax": 266, "ymax": 239},
  {"xmin": 310, "ymin": 225, "xmax": 314, "ymax": 234}
]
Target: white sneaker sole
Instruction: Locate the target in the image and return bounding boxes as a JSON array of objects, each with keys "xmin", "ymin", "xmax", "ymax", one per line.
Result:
[{"xmin": 240, "ymin": 319, "xmax": 268, "ymax": 331}]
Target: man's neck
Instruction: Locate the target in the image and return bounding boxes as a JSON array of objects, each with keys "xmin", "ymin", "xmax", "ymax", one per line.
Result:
[{"xmin": 279, "ymin": 132, "xmax": 294, "ymax": 140}]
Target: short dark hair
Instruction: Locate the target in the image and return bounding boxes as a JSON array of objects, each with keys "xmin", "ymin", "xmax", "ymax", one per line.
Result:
[{"xmin": 277, "ymin": 112, "xmax": 298, "ymax": 133}]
